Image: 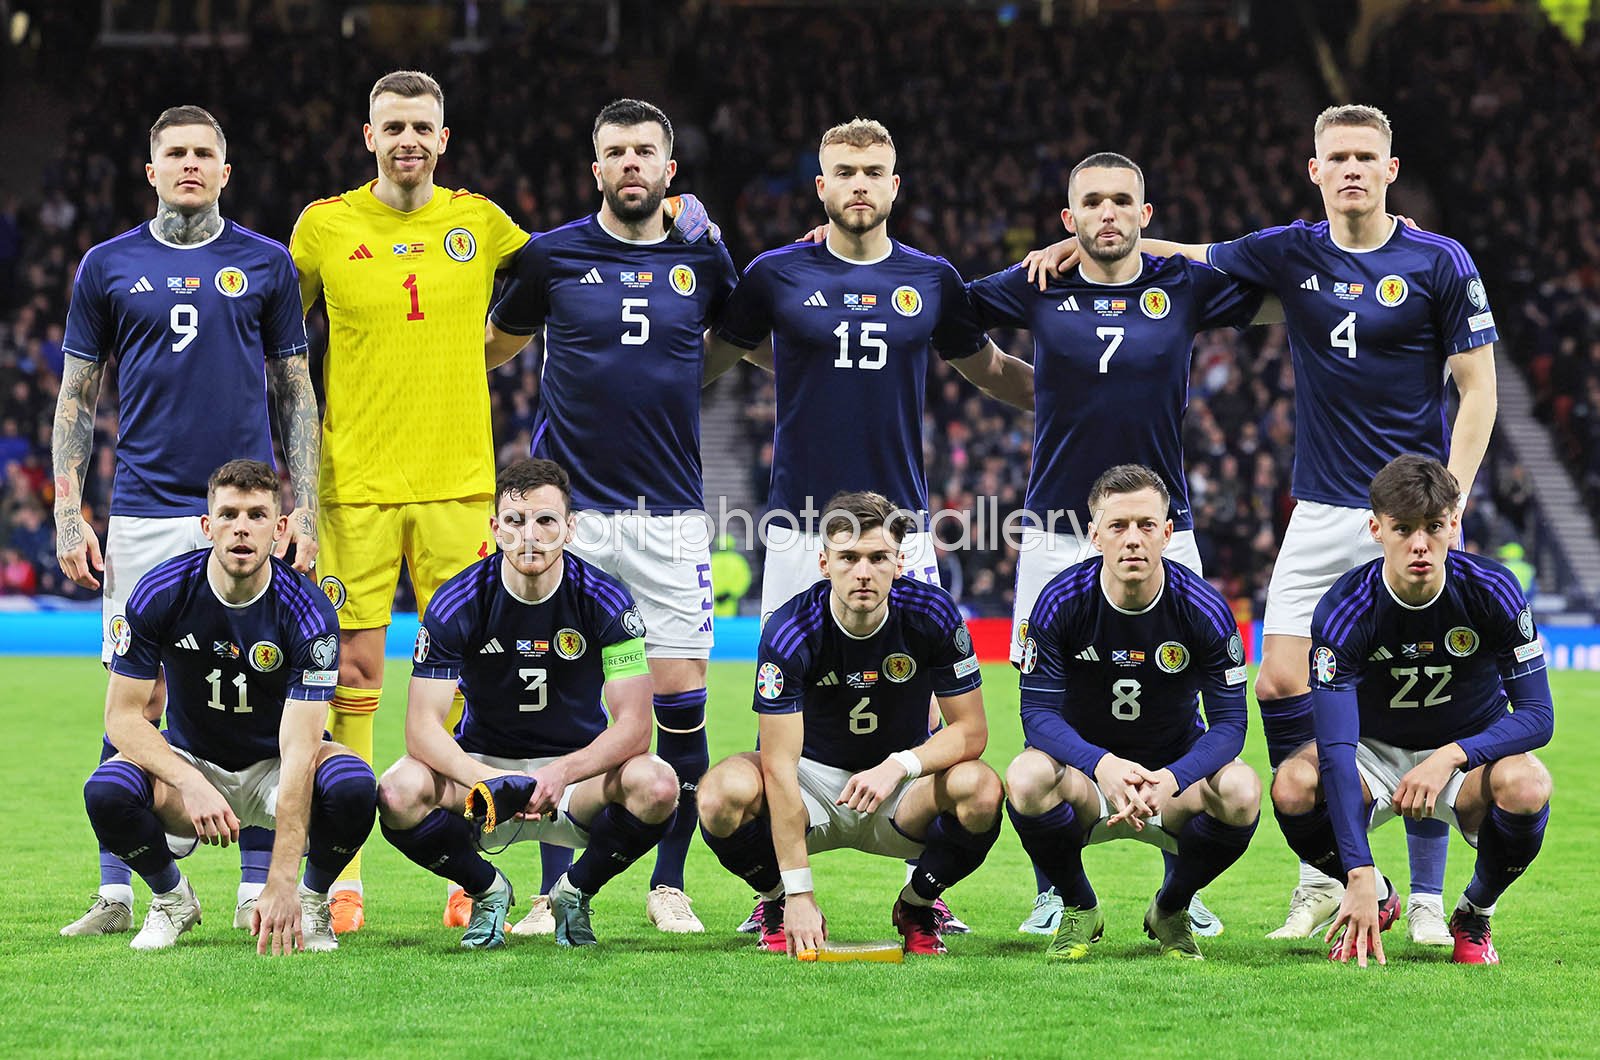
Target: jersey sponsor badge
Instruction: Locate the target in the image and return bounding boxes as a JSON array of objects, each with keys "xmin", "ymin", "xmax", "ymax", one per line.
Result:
[
  {"xmin": 757, "ymin": 661, "xmax": 785, "ymax": 699},
  {"xmin": 310, "ymin": 634, "xmax": 338, "ymax": 670},
  {"xmin": 892, "ymin": 285, "xmax": 923, "ymax": 317},
  {"xmin": 1140, "ymin": 288, "xmax": 1170, "ymax": 319},
  {"xmin": 1376, "ymin": 274, "xmax": 1409, "ymax": 307},
  {"xmin": 669, "ymin": 264, "xmax": 697, "ymax": 297},
  {"xmin": 556, "ymin": 628, "xmax": 587, "ymax": 660},
  {"xmin": 249, "ymin": 641, "xmax": 283, "ymax": 673},
  {"xmin": 955, "ymin": 624, "xmax": 973, "ymax": 656},
  {"xmin": 303, "ymin": 669, "xmax": 338, "ymax": 687},
  {"xmin": 954, "ymin": 655, "xmax": 981, "ymax": 678},
  {"xmin": 1469, "ymin": 311, "xmax": 1495, "ymax": 332},
  {"xmin": 110, "ymin": 615, "xmax": 132, "ymax": 657},
  {"xmin": 1467, "ymin": 277, "xmax": 1487, "ymax": 310},
  {"xmin": 622, "ymin": 607, "xmax": 647, "ymax": 639},
  {"xmin": 1224, "ymin": 665, "xmax": 1248, "ymax": 687},
  {"xmin": 413, "ymin": 627, "xmax": 431, "ymax": 664},
  {"xmin": 1228, "ymin": 633, "xmax": 1245, "ymax": 664},
  {"xmin": 1019, "ymin": 637, "xmax": 1039, "ymax": 674},
  {"xmin": 445, "ymin": 227, "xmax": 477, "ymax": 262},
  {"xmin": 1445, "ymin": 626, "xmax": 1479, "ymax": 657},
  {"xmin": 1513, "ymin": 641, "xmax": 1544, "ymax": 663},
  {"xmin": 1313, "ymin": 645, "xmax": 1336, "ymax": 684},
  {"xmin": 214, "ymin": 266, "xmax": 248, "ymax": 297},
  {"xmin": 884, "ymin": 653, "xmax": 917, "ymax": 683},
  {"xmin": 1518, "ymin": 608, "xmax": 1535, "ymax": 641},
  {"xmin": 1155, "ymin": 641, "xmax": 1189, "ymax": 674},
  {"xmin": 319, "ymin": 575, "xmax": 346, "ymax": 611}
]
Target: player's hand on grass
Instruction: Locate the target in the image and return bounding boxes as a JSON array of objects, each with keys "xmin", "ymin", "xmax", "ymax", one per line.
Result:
[
  {"xmin": 278, "ymin": 506, "xmax": 318, "ymax": 573},
  {"xmin": 665, "ymin": 194, "xmax": 721, "ymax": 244},
  {"xmin": 1325, "ymin": 868, "xmax": 1386, "ymax": 968},
  {"xmin": 784, "ymin": 891, "xmax": 826, "ymax": 957},
  {"xmin": 178, "ymin": 776, "xmax": 241, "ymax": 847},
  {"xmin": 519, "ymin": 765, "xmax": 564, "ymax": 821},
  {"xmin": 56, "ymin": 513, "xmax": 104, "ymax": 590},
  {"xmin": 1023, "ymin": 237, "xmax": 1080, "ymax": 290},
  {"xmin": 1393, "ymin": 748, "xmax": 1462, "ymax": 820},
  {"xmin": 836, "ymin": 760, "xmax": 907, "ymax": 814},
  {"xmin": 252, "ymin": 880, "xmax": 303, "ymax": 956},
  {"xmin": 1094, "ymin": 754, "xmax": 1154, "ymax": 830},
  {"xmin": 797, "ymin": 223, "xmax": 828, "ymax": 244}
]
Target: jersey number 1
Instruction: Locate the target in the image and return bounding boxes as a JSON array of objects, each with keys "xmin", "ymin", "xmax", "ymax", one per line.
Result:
[{"xmin": 403, "ymin": 274, "xmax": 425, "ymax": 321}]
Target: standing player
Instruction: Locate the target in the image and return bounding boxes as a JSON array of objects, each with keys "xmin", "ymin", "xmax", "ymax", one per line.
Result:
[
  {"xmin": 376, "ymin": 458, "xmax": 678, "ymax": 949},
  {"xmin": 698, "ymin": 492, "xmax": 1002, "ymax": 956},
  {"xmin": 484, "ymin": 99, "xmax": 739, "ymax": 933},
  {"xmin": 82, "ymin": 460, "xmax": 375, "ymax": 953},
  {"xmin": 54, "ymin": 105, "xmax": 319, "ymax": 936},
  {"xmin": 1006, "ymin": 465, "xmax": 1259, "ymax": 961},
  {"xmin": 1027, "ymin": 105, "xmax": 1498, "ymax": 942},
  {"xmin": 967, "ymin": 152, "xmax": 1269, "ymax": 936},
  {"xmin": 1277, "ymin": 455, "xmax": 1552, "ymax": 966}
]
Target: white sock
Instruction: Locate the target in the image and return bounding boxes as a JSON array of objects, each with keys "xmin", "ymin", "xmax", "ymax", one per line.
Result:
[
  {"xmin": 1299, "ymin": 861, "xmax": 1342, "ymax": 891},
  {"xmin": 99, "ymin": 884, "xmax": 135, "ymax": 907},
  {"xmin": 237, "ymin": 881, "xmax": 265, "ymax": 905},
  {"xmin": 1408, "ymin": 891, "xmax": 1445, "ymax": 911},
  {"xmin": 297, "ymin": 882, "xmax": 321, "ymax": 899},
  {"xmin": 759, "ymin": 886, "xmax": 784, "ymax": 902},
  {"xmin": 549, "ymin": 872, "xmax": 577, "ymax": 900},
  {"xmin": 328, "ymin": 880, "xmax": 363, "ymax": 897},
  {"xmin": 904, "ymin": 862, "xmax": 916, "ymax": 885},
  {"xmin": 446, "ymin": 884, "xmax": 464, "ymax": 899},
  {"xmin": 155, "ymin": 875, "xmax": 189, "ymax": 899},
  {"xmin": 898, "ymin": 883, "xmax": 934, "ymax": 907},
  {"xmin": 1457, "ymin": 895, "xmax": 1495, "ymax": 917}
]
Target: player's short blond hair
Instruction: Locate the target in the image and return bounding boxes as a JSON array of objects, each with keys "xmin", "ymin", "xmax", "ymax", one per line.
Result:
[
  {"xmin": 1313, "ymin": 104, "xmax": 1392, "ymax": 149},
  {"xmin": 1087, "ymin": 464, "xmax": 1170, "ymax": 518},
  {"xmin": 819, "ymin": 118, "xmax": 895, "ymax": 162},
  {"xmin": 369, "ymin": 70, "xmax": 444, "ymax": 115}
]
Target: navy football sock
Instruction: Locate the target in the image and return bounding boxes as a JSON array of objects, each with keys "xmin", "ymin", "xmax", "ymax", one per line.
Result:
[
  {"xmin": 539, "ymin": 843, "xmax": 574, "ymax": 895},
  {"xmin": 238, "ymin": 826, "xmax": 273, "ymax": 886},
  {"xmin": 1259, "ymin": 693, "xmax": 1314, "ymax": 769},
  {"xmin": 1404, "ymin": 816, "xmax": 1449, "ymax": 896},
  {"xmin": 569, "ymin": 804, "xmax": 669, "ymax": 894},
  {"xmin": 1157, "ymin": 812, "xmax": 1258, "ymax": 913},
  {"xmin": 650, "ymin": 691, "xmax": 709, "ymax": 890},
  {"xmin": 1007, "ymin": 800, "xmax": 1096, "ymax": 909},
  {"xmin": 1033, "ymin": 861, "xmax": 1053, "ymax": 894},
  {"xmin": 304, "ymin": 755, "xmax": 377, "ymax": 894},
  {"xmin": 96, "ymin": 736, "xmax": 134, "ymax": 889},
  {"xmin": 84, "ymin": 760, "xmax": 180, "ymax": 894},
  {"xmin": 381, "ymin": 808, "xmax": 496, "ymax": 895},
  {"xmin": 699, "ymin": 816, "xmax": 781, "ymax": 896},
  {"xmin": 1464, "ymin": 804, "xmax": 1548, "ymax": 910},
  {"xmin": 910, "ymin": 811, "xmax": 1001, "ymax": 903},
  {"xmin": 1273, "ymin": 803, "xmax": 1347, "ymax": 884}
]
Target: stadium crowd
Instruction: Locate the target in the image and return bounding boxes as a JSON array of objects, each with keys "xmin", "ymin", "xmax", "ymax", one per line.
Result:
[{"xmin": 0, "ymin": 6, "xmax": 1568, "ymax": 614}]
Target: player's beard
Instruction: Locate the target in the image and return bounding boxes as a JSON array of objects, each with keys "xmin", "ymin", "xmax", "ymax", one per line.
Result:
[
  {"xmin": 1081, "ymin": 227, "xmax": 1137, "ymax": 265},
  {"xmin": 381, "ymin": 149, "xmax": 435, "ymax": 190},
  {"xmin": 604, "ymin": 175, "xmax": 668, "ymax": 224},
  {"xmin": 824, "ymin": 197, "xmax": 892, "ymax": 236}
]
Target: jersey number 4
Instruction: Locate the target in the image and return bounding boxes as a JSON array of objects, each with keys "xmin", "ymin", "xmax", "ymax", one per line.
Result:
[{"xmin": 1330, "ymin": 312, "xmax": 1357, "ymax": 358}]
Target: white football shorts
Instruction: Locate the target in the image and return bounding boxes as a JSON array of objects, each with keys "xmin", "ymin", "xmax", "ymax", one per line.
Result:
[
  {"xmin": 103, "ymin": 514, "xmax": 210, "ymax": 664},
  {"xmin": 796, "ymin": 756, "xmax": 925, "ymax": 859},
  {"xmin": 1263, "ymin": 501, "xmax": 1382, "ymax": 638},
  {"xmin": 569, "ymin": 511, "xmax": 713, "ymax": 659},
  {"xmin": 1354, "ymin": 737, "xmax": 1477, "ymax": 846},
  {"xmin": 760, "ymin": 525, "xmax": 940, "ymax": 625}
]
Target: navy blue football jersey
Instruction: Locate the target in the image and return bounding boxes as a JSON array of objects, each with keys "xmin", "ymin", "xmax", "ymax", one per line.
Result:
[
  {"xmin": 488, "ymin": 215, "xmax": 739, "ymax": 513},
  {"xmin": 1310, "ymin": 551, "xmax": 1553, "ymax": 868},
  {"xmin": 967, "ymin": 254, "xmax": 1262, "ymax": 532},
  {"xmin": 1018, "ymin": 558, "xmax": 1248, "ymax": 792},
  {"xmin": 110, "ymin": 550, "xmax": 340, "ymax": 771},
  {"xmin": 62, "ymin": 221, "xmax": 308, "ymax": 517},
  {"xmin": 1207, "ymin": 219, "xmax": 1497, "ymax": 508},
  {"xmin": 412, "ymin": 552, "xmax": 650, "ymax": 760},
  {"xmin": 714, "ymin": 241, "xmax": 988, "ymax": 524},
  {"xmin": 753, "ymin": 579, "xmax": 981, "ymax": 772}
]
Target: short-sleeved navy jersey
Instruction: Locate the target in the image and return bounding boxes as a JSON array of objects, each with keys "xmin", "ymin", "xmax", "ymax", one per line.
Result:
[
  {"xmin": 967, "ymin": 254, "xmax": 1262, "ymax": 531},
  {"xmin": 62, "ymin": 222, "xmax": 308, "ymax": 516},
  {"xmin": 489, "ymin": 216, "xmax": 739, "ymax": 514},
  {"xmin": 753, "ymin": 579, "xmax": 981, "ymax": 772},
  {"xmin": 714, "ymin": 241, "xmax": 987, "ymax": 524},
  {"xmin": 110, "ymin": 550, "xmax": 339, "ymax": 771},
  {"xmin": 1017, "ymin": 558, "xmax": 1248, "ymax": 792},
  {"xmin": 413, "ymin": 552, "xmax": 648, "ymax": 760},
  {"xmin": 1207, "ymin": 219, "xmax": 1497, "ymax": 509}
]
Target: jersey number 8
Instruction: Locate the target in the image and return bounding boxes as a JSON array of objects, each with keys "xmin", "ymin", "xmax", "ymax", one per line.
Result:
[{"xmin": 1110, "ymin": 678, "xmax": 1141, "ymax": 721}]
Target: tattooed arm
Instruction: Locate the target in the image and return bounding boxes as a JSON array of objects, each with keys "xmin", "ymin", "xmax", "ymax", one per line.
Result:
[
  {"xmin": 52, "ymin": 355, "xmax": 107, "ymax": 589},
  {"xmin": 266, "ymin": 353, "xmax": 321, "ymax": 573}
]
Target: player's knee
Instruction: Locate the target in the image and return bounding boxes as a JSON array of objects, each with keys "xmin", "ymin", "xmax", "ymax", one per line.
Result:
[
  {"xmin": 697, "ymin": 762, "xmax": 757, "ymax": 836},
  {"xmin": 624, "ymin": 756, "xmax": 681, "ymax": 824},
  {"xmin": 1004, "ymin": 751, "xmax": 1057, "ymax": 815},
  {"xmin": 1492, "ymin": 755, "xmax": 1552, "ymax": 815},
  {"xmin": 375, "ymin": 762, "xmax": 430, "ymax": 827},
  {"xmin": 1270, "ymin": 756, "xmax": 1319, "ymax": 816},
  {"xmin": 83, "ymin": 764, "xmax": 146, "ymax": 824},
  {"xmin": 1213, "ymin": 763, "xmax": 1263, "ymax": 824},
  {"xmin": 315, "ymin": 754, "xmax": 378, "ymax": 818},
  {"xmin": 947, "ymin": 761, "xmax": 1004, "ymax": 825},
  {"xmin": 1253, "ymin": 663, "xmax": 1306, "ymax": 704}
]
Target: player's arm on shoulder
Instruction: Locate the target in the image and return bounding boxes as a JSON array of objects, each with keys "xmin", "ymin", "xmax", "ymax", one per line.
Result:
[
  {"xmin": 485, "ymin": 319, "xmax": 533, "ymax": 371},
  {"xmin": 288, "ymin": 204, "xmax": 325, "ymax": 314},
  {"xmin": 484, "ymin": 235, "xmax": 545, "ymax": 370},
  {"xmin": 51, "ymin": 353, "xmax": 106, "ymax": 588},
  {"xmin": 950, "ymin": 338, "xmax": 1033, "ymax": 411},
  {"xmin": 1445, "ymin": 344, "xmax": 1497, "ymax": 514},
  {"xmin": 703, "ymin": 329, "xmax": 771, "ymax": 384},
  {"xmin": 265, "ymin": 354, "xmax": 321, "ymax": 571}
]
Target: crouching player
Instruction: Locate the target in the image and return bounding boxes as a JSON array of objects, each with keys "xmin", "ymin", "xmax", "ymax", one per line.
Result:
[
  {"xmin": 1276, "ymin": 455, "xmax": 1553, "ymax": 966},
  {"xmin": 1006, "ymin": 465, "xmax": 1259, "ymax": 961},
  {"xmin": 698, "ymin": 491, "xmax": 1001, "ymax": 956},
  {"xmin": 376, "ymin": 458, "xmax": 678, "ymax": 949},
  {"xmin": 83, "ymin": 460, "xmax": 375, "ymax": 953}
]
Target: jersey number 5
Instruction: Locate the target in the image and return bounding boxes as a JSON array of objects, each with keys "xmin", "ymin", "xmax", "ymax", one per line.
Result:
[{"xmin": 622, "ymin": 298, "xmax": 650, "ymax": 345}]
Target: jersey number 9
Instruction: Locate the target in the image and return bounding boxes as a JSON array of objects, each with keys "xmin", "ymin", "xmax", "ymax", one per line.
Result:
[{"xmin": 170, "ymin": 305, "xmax": 199, "ymax": 352}]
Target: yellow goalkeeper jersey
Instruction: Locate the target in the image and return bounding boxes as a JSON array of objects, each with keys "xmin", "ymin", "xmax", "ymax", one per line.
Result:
[{"xmin": 291, "ymin": 181, "xmax": 528, "ymax": 504}]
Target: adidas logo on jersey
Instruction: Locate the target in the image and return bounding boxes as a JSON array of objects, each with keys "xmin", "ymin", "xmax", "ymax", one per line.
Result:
[
  {"xmin": 1300, "ymin": 275, "xmax": 1320, "ymax": 291},
  {"xmin": 580, "ymin": 268, "xmax": 604, "ymax": 285},
  {"xmin": 804, "ymin": 290, "xmax": 828, "ymax": 307},
  {"xmin": 1368, "ymin": 646, "xmax": 1393, "ymax": 661},
  {"xmin": 1056, "ymin": 296, "xmax": 1080, "ymax": 312},
  {"xmin": 173, "ymin": 633, "xmax": 199, "ymax": 651},
  {"xmin": 348, "ymin": 244, "xmax": 374, "ymax": 261},
  {"xmin": 128, "ymin": 276, "xmax": 154, "ymax": 294},
  {"xmin": 480, "ymin": 638, "xmax": 504, "ymax": 654},
  {"xmin": 814, "ymin": 672, "xmax": 839, "ymax": 687},
  {"xmin": 1074, "ymin": 646, "xmax": 1100, "ymax": 661}
]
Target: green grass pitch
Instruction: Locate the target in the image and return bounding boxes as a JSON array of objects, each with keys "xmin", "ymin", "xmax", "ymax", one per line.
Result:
[{"xmin": 3, "ymin": 659, "xmax": 1598, "ymax": 1058}]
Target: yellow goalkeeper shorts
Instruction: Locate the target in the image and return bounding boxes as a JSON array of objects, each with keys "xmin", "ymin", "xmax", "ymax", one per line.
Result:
[{"xmin": 316, "ymin": 497, "xmax": 493, "ymax": 630}]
